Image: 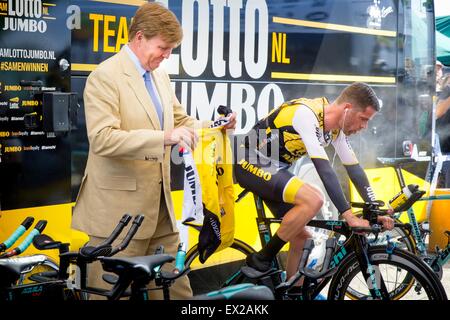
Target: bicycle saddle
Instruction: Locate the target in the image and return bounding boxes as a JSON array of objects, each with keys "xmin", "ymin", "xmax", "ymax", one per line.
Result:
[
  {"xmin": 193, "ymin": 283, "xmax": 274, "ymax": 300},
  {"xmin": 0, "ymin": 255, "xmax": 48, "ymax": 283},
  {"xmin": 100, "ymin": 254, "xmax": 174, "ymax": 279}
]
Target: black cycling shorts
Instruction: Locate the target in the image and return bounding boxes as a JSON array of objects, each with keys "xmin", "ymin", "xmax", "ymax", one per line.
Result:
[{"xmin": 234, "ymin": 146, "xmax": 303, "ymax": 218}]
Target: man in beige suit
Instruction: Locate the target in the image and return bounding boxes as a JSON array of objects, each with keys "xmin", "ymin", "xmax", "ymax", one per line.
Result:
[{"xmin": 72, "ymin": 2, "xmax": 236, "ymax": 299}]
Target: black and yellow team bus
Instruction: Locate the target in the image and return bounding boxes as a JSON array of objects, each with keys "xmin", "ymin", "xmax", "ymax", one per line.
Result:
[{"xmin": 0, "ymin": 0, "xmax": 439, "ymax": 289}]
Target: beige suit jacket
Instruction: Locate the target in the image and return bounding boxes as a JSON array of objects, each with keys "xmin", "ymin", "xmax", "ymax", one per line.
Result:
[{"xmin": 72, "ymin": 47, "xmax": 206, "ymax": 239}]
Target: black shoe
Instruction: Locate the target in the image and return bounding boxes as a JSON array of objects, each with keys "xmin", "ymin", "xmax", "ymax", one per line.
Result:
[{"xmin": 245, "ymin": 252, "xmax": 273, "ymax": 272}]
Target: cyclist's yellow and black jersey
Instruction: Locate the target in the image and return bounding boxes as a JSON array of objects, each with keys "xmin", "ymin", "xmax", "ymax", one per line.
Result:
[
  {"xmin": 235, "ymin": 97, "xmax": 376, "ymax": 217},
  {"xmin": 245, "ymin": 97, "xmax": 358, "ymax": 165}
]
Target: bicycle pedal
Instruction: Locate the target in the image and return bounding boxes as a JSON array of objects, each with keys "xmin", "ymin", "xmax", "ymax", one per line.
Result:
[{"xmin": 241, "ymin": 266, "xmax": 277, "ymax": 279}]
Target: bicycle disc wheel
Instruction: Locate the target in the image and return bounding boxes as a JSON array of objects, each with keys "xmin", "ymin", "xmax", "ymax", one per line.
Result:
[
  {"xmin": 185, "ymin": 239, "xmax": 255, "ymax": 295},
  {"xmin": 328, "ymin": 246, "xmax": 447, "ymax": 300}
]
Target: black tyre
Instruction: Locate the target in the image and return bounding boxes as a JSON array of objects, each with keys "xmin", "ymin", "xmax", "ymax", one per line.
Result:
[
  {"xmin": 185, "ymin": 239, "xmax": 255, "ymax": 295},
  {"xmin": 328, "ymin": 246, "xmax": 447, "ymax": 300}
]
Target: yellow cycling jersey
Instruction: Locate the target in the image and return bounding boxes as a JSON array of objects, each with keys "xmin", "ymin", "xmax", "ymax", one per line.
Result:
[
  {"xmin": 182, "ymin": 126, "xmax": 235, "ymax": 263},
  {"xmin": 248, "ymin": 97, "xmax": 358, "ymax": 166}
]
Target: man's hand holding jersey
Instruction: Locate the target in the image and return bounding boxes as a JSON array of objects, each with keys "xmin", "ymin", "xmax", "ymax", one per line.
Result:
[
  {"xmin": 222, "ymin": 112, "xmax": 237, "ymax": 131},
  {"xmin": 164, "ymin": 126, "xmax": 199, "ymax": 151}
]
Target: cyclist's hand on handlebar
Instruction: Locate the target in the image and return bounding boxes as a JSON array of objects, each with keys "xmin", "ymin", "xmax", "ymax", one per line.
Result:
[
  {"xmin": 164, "ymin": 126, "xmax": 198, "ymax": 151},
  {"xmin": 341, "ymin": 210, "xmax": 370, "ymax": 229},
  {"xmin": 377, "ymin": 215, "xmax": 395, "ymax": 230}
]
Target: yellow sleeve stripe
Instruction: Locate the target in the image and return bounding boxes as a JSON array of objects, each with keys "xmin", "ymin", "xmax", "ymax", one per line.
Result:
[
  {"xmin": 310, "ymin": 156, "xmax": 329, "ymax": 161},
  {"xmin": 342, "ymin": 161, "xmax": 360, "ymax": 166},
  {"xmin": 283, "ymin": 177, "xmax": 304, "ymax": 204}
]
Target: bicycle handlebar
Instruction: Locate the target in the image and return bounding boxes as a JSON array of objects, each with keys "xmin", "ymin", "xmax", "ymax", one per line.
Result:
[
  {"xmin": 0, "ymin": 220, "xmax": 47, "ymax": 258},
  {"xmin": 79, "ymin": 214, "xmax": 143, "ymax": 260},
  {"xmin": 109, "ymin": 215, "xmax": 145, "ymax": 256},
  {"xmin": 0, "ymin": 217, "xmax": 34, "ymax": 252},
  {"xmin": 350, "ymin": 222, "xmax": 411, "ymax": 235},
  {"xmin": 351, "ymin": 200, "xmax": 386, "ymax": 210},
  {"xmin": 350, "ymin": 224, "xmax": 383, "ymax": 234},
  {"xmin": 98, "ymin": 213, "xmax": 132, "ymax": 247}
]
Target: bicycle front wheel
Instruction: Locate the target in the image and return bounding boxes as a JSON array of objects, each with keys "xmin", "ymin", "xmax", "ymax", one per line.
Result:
[
  {"xmin": 343, "ymin": 220, "xmax": 417, "ymax": 300},
  {"xmin": 328, "ymin": 246, "xmax": 447, "ymax": 300},
  {"xmin": 185, "ymin": 239, "xmax": 255, "ymax": 295}
]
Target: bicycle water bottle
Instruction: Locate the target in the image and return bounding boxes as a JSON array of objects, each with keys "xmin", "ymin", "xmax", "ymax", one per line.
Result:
[
  {"xmin": 388, "ymin": 184, "xmax": 419, "ymax": 211},
  {"xmin": 173, "ymin": 242, "xmax": 186, "ymax": 274},
  {"xmin": 306, "ymin": 227, "xmax": 328, "ymax": 271}
]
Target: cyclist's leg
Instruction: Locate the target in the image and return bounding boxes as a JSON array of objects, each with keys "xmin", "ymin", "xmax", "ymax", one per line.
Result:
[
  {"xmin": 286, "ymin": 229, "xmax": 311, "ymax": 281},
  {"xmin": 278, "ymin": 182, "xmax": 324, "ymax": 279},
  {"xmin": 236, "ymin": 152, "xmax": 323, "ymax": 272}
]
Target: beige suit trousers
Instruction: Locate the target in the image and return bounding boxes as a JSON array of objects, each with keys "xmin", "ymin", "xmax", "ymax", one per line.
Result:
[{"xmin": 86, "ymin": 192, "xmax": 192, "ymax": 300}]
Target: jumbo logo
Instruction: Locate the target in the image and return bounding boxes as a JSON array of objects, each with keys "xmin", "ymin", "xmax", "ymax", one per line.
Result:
[
  {"xmin": 238, "ymin": 159, "xmax": 271, "ymax": 181},
  {"xmin": 21, "ymin": 100, "xmax": 39, "ymax": 107}
]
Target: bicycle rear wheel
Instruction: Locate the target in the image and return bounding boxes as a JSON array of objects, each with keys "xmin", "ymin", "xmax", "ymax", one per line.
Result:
[
  {"xmin": 328, "ymin": 246, "xmax": 447, "ymax": 300},
  {"xmin": 184, "ymin": 239, "xmax": 255, "ymax": 295}
]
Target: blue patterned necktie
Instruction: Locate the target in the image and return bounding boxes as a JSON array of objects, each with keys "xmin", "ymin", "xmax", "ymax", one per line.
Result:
[{"xmin": 143, "ymin": 72, "xmax": 163, "ymax": 128}]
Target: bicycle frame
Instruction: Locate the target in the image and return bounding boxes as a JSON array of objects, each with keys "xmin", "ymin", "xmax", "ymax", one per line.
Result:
[
  {"xmin": 0, "ymin": 256, "xmax": 71, "ymax": 301},
  {"xmin": 249, "ymin": 193, "xmax": 392, "ymax": 300},
  {"xmin": 1, "ymin": 279, "xmax": 70, "ymax": 301},
  {"xmin": 391, "ymin": 162, "xmax": 450, "ymax": 265}
]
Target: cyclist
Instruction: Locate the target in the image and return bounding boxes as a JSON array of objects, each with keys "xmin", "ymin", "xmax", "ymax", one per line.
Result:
[{"xmin": 234, "ymin": 82, "xmax": 395, "ymax": 279}]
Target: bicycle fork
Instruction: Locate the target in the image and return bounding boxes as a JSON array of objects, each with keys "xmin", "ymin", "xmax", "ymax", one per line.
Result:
[{"xmin": 354, "ymin": 237, "xmax": 391, "ymax": 300}]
